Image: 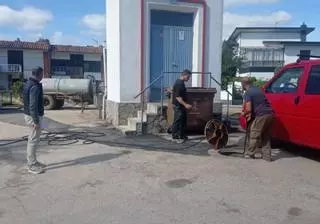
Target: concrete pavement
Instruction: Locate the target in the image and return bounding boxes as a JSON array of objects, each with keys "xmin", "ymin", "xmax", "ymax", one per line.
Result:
[{"xmin": 1, "ymin": 119, "xmax": 320, "ymax": 223}]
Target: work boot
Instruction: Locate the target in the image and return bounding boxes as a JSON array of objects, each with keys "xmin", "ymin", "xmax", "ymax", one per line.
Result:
[
  {"xmin": 182, "ymin": 136, "xmax": 189, "ymax": 140},
  {"xmin": 35, "ymin": 161, "xmax": 47, "ymax": 168},
  {"xmin": 28, "ymin": 163, "xmax": 45, "ymax": 174},
  {"xmin": 174, "ymin": 139, "xmax": 186, "ymax": 144},
  {"xmin": 244, "ymin": 154, "xmax": 255, "ymax": 159},
  {"xmin": 262, "ymin": 156, "xmax": 273, "ymax": 162}
]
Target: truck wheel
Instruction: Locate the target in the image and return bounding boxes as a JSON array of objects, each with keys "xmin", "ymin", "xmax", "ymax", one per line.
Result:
[
  {"xmin": 55, "ymin": 99, "xmax": 65, "ymax": 109},
  {"xmin": 43, "ymin": 95, "xmax": 56, "ymax": 110}
]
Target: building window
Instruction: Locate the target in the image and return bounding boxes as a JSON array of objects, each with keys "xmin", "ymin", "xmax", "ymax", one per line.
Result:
[
  {"xmin": 266, "ymin": 67, "xmax": 304, "ymax": 93},
  {"xmin": 305, "ymin": 65, "xmax": 320, "ymax": 94},
  {"xmin": 84, "ymin": 61, "xmax": 101, "ymax": 73},
  {"xmin": 240, "ymin": 48, "xmax": 284, "ymax": 68}
]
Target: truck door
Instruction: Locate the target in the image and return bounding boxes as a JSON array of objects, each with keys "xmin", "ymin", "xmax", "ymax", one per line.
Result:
[
  {"xmin": 264, "ymin": 65, "xmax": 305, "ymax": 143},
  {"xmin": 293, "ymin": 63, "xmax": 320, "ymax": 149}
]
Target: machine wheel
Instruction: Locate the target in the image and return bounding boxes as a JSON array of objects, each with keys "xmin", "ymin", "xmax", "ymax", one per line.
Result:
[
  {"xmin": 204, "ymin": 119, "xmax": 229, "ymax": 150},
  {"xmin": 43, "ymin": 95, "xmax": 56, "ymax": 110},
  {"xmin": 55, "ymin": 99, "xmax": 65, "ymax": 109}
]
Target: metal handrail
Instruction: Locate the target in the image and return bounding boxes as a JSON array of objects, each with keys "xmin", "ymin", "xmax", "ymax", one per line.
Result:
[
  {"xmin": 133, "ymin": 72, "xmax": 236, "ymax": 134},
  {"xmin": 209, "ymin": 74, "xmax": 233, "ymax": 122},
  {"xmin": 134, "ymin": 74, "xmax": 164, "ymax": 99},
  {"xmin": 209, "ymin": 74, "xmax": 233, "ymax": 97}
]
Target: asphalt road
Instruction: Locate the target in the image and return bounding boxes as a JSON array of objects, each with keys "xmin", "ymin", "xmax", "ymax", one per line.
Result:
[{"xmin": 1, "ymin": 108, "xmax": 320, "ymax": 224}]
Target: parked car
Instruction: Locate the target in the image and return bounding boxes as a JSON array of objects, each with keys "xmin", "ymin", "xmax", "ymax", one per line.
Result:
[{"xmin": 262, "ymin": 56, "xmax": 320, "ymax": 150}]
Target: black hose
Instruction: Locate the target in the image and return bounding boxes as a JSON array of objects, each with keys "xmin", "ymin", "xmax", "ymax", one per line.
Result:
[{"xmin": 0, "ymin": 131, "xmax": 106, "ymax": 147}]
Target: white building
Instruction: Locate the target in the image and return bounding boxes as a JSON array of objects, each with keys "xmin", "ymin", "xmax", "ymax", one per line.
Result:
[
  {"xmin": 221, "ymin": 24, "xmax": 320, "ymax": 104},
  {"xmin": 0, "ymin": 39, "xmax": 103, "ymax": 91},
  {"xmin": 105, "ymin": 0, "xmax": 224, "ymax": 126}
]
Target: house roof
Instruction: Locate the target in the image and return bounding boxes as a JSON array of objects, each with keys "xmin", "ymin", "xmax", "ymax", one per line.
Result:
[
  {"xmin": 228, "ymin": 26, "xmax": 315, "ymax": 41},
  {"xmin": 0, "ymin": 39, "xmax": 103, "ymax": 54},
  {"xmin": 263, "ymin": 41, "xmax": 320, "ymax": 47},
  {"xmin": 51, "ymin": 45, "xmax": 103, "ymax": 54},
  {"xmin": 0, "ymin": 40, "xmax": 50, "ymax": 50}
]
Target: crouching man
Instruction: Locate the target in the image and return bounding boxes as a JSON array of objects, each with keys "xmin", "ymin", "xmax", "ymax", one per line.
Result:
[
  {"xmin": 241, "ymin": 77, "xmax": 275, "ymax": 161},
  {"xmin": 23, "ymin": 67, "xmax": 46, "ymax": 174}
]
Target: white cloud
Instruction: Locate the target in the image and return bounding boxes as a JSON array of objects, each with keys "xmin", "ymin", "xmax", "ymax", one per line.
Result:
[
  {"xmin": 0, "ymin": 5, "xmax": 53, "ymax": 31},
  {"xmin": 81, "ymin": 14, "xmax": 105, "ymax": 36},
  {"xmin": 225, "ymin": 0, "xmax": 280, "ymax": 8},
  {"xmin": 223, "ymin": 11, "xmax": 292, "ymax": 39},
  {"xmin": 51, "ymin": 31, "xmax": 86, "ymax": 45}
]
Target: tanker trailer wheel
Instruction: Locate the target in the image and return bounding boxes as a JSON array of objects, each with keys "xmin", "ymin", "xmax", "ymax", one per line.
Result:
[
  {"xmin": 43, "ymin": 95, "xmax": 56, "ymax": 110},
  {"xmin": 204, "ymin": 119, "xmax": 229, "ymax": 150}
]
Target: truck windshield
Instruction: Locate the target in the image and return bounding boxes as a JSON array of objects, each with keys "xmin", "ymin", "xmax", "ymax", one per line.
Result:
[{"xmin": 266, "ymin": 67, "xmax": 304, "ymax": 93}]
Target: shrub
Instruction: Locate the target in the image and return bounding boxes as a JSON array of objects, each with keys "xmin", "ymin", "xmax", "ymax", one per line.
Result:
[{"xmin": 11, "ymin": 80, "xmax": 24, "ymax": 100}]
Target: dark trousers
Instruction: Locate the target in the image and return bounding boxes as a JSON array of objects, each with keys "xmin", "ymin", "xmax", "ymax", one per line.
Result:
[{"xmin": 172, "ymin": 106, "xmax": 187, "ymax": 139}]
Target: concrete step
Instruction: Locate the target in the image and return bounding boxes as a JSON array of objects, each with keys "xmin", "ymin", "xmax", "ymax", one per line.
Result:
[
  {"xmin": 128, "ymin": 117, "xmax": 147, "ymax": 130},
  {"xmin": 137, "ymin": 110, "xmax": 158, "ymax": 120},
  {"xmin": 117, "ymin": 125, "xmax": 137, "ymax": 136},
  {"xmin": 146, "ymin": 103, "xmax": 167, "ymax": 114},
  {"xmin": 147, "ymin": 103, "xmax": 160, "ymax": 114},
  {"xmin": 137, "ymin": 110, "xmax": 147, "ymax": 120}
]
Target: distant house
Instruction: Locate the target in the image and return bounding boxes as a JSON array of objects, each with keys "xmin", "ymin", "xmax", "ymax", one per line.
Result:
[
  {"xmin": 221, "ymin": 23, "xmax": 320, "ymax": 104},
  {"xmin": 0, "ymin": 39, "xmax": 50, "ymax": 91},
  {"xmin": 50, "ymin": 44, "xmax": 103, "ymax": 80},
  {"xmin": 0, "ymin": 38, "xmax": 103, "ymax": 91}
]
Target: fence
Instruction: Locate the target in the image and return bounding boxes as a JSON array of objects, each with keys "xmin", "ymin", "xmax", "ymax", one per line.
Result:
[{"xmin": 0, "ymin": 91, "xmax": 13, "ymax": 107}]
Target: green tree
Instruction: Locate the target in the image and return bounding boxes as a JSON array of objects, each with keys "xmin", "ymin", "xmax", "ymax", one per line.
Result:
[
  {"xmin": 221, "ymin": 40, "xmax": 242, "ymax": 90},
  {"xmin": 251, "ymin": 77, "xmax": 268, "ymax": 88}
]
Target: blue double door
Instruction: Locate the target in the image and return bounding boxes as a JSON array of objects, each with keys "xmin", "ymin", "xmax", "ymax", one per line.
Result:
[{"xmin": 149, "ymin": 10, "xmax": 194, "ymax": 102}]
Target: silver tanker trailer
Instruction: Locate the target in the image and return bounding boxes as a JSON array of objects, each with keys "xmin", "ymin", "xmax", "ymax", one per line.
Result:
[{"xmin": 41, "ymin": 78, "xmax": 94, "ymax": 110}]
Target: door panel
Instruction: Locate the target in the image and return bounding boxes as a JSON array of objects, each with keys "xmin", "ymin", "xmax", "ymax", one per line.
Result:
[
  {"xmin": 165, "ymin": 26, "xmax": 193, "ymax": 88},
  {"xmin": 150, "ymin": 25, "xmax": 164, "ymax": 101},
  {"xmin": 265, "ymin": 66, "xmax": 305, "ymax": 143},
  {"xmin": 294, "ymin": 64, "xmax": 320, "ymax": 149},
  {"xmin": 150, "ymin": 25, "xmax": 193, "ymax": 101}
]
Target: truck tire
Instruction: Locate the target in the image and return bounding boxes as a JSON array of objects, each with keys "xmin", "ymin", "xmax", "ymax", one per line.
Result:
[
  {"xmin": 55, "ymin": 99, "xmax": 65, "ymax": 109},
  {"xmin": 43, "ymin": 95, "xmax": 56, "ymax": 110}
]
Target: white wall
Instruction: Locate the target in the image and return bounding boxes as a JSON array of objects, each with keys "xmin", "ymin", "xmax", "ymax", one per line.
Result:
[
  {"xmin": 206, "ymin": 0, "xmax": 223, "ymax": 102},
  {"xmin": 84, "ymin": 54, "xmax": 101, "ymax": 61},
  {"xmin": 51, "ymin": 52, "xmax": 70, "ymax": 60},
  {"xmin": 106, "ymin": 0, "xmax": 223, "ymax": 103},
  {"xmin": 284, "ymin": 45, "xmax": 320, "ymax": 64},
  {"xmin": 239, "ymin": 32, "xmax": 301, "ymax": 48},
  {"xmin": 0, "ymin": 74, "xmax": 8, "ymax": 90},
  {"xmin": 0, "ymin": 49, "xmax": 7, "ymax": 64},
  {"xmin": 23, "ymin": 50, "xmax": 44, "ymax": 79}
]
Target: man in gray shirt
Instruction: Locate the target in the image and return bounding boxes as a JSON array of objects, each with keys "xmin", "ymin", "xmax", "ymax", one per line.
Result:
[{"xmin": 241, "ymin": 77, "xmax": 274, "ymax": 161}]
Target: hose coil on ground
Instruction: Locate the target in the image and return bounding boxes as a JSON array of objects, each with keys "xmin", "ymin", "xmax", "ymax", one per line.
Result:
[{"xmin": 204, "ymin": 119, "xmax": 229, "ymax": 150}]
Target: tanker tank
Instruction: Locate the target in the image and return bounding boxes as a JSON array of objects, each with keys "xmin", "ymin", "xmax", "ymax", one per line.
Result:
[
  {"xmin": 40, "ymin": 78, "xmax": 94, "ymax": 110},
  {"xmin": 41, "ymin": 78, "xmax": 94, "ymax": 97}
]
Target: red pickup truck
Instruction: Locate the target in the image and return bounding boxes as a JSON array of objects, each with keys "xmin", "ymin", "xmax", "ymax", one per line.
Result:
[{"xmin": 262, "ymin": 56, "xmax": 320, "ymax": 150}]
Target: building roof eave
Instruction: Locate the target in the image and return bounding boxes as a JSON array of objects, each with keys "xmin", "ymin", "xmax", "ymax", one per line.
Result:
[
  {"xmin": 228, "ymin": 27, "xmax": 315, "ymax": 41},
  {"xmin": 263, "ymin": 41, "xmax": 320, "ymax": 47}
]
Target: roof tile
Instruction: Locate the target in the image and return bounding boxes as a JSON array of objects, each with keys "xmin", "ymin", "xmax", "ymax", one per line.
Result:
[
  {"xmin": 52, "ymin": 45, "xmax": 103, "ymax": 54},
  {"xmin": 0, "ymin": 40, "xmax": 49, "ymax": 50}
]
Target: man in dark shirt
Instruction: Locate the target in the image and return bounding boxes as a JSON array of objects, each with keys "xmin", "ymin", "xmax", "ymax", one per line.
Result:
[
  {"xmin": 241, "ymin": 77, "xmax": 275, "ymax": 161},
  {"xmin": 171, "ymin": 69, "xmax": 192, "ymax": 143},
  {"xmin": 23, "ymin": 67, "xmax": 45, "ymax": 174}
]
